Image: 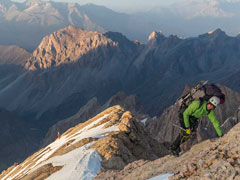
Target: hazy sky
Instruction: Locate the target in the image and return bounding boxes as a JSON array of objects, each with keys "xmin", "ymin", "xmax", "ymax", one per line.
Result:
[{"xmin": 12, "ymin": 0, "xmax": 181, "ymax": 13}]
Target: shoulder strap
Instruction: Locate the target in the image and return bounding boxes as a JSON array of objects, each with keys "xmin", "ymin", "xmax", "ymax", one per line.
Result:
[
  {"xmin": 198, "ymin": 98, "xmax": 204, "ymax": 109},
  {"xmin": 192, "ymin": 98, "xmax": 205, "ymax": 114}
]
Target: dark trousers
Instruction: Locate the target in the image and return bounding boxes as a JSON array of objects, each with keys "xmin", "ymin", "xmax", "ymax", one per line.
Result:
[{"xmin": 171, "ymin": 113, "xmax": 198, "ymax": 151}]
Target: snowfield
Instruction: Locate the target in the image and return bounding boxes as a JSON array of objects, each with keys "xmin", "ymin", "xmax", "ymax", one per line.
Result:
[{"xmin": 2, "ymin": 113, "xmax": 119, "ymax": 180}]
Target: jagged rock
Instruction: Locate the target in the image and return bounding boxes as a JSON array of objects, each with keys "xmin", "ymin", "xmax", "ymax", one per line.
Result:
[{"xmin": 91, "ymin": 110, "xmax": 169, "ymax": 170}]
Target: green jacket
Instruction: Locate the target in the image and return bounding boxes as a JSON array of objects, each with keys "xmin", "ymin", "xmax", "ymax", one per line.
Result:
[{"xmin": 183, "ymin": 100, "xmax": 223, "ymax": 137}]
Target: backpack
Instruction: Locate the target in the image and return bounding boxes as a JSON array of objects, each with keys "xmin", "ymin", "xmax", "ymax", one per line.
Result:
[
  {"xmin": 201, "ymin": 83, "xmax": 224, "ymax": 102},
  {"xmin": 177, "ymin": 81, "xmax": 225, "ymax": 114}
]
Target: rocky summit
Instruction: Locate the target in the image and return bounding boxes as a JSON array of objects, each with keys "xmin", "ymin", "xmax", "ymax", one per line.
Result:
[{"xmin": 0, "ymin": 105, "xmax": 168, "ymax": 180}]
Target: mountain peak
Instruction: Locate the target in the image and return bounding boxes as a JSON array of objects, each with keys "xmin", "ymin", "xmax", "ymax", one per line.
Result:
[
  {"xmin": 148, "ymin": 31, "xmax": 164, "ymax": 41},
  {"xmin": 25, "ymin": 26, "xmax": 135, "ymax": 70},
  {"xmin": 148, "ymin": 31, "xmax": 166, "ymax": 46},
  {"xmin": 199, "ymin": 28, "xmax": 227, "ymax": 39},
  {"xmin": 63, "ymin": 25, "xmax": 84, "ymax": 33},
  {"xmin": 208, "ymin": 28, "xmax": 226, "ymax": 36}
]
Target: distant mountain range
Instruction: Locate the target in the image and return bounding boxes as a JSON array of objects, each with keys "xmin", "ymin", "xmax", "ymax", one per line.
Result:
[
  {"xmin": 1, "ymin": 26, "xmax": 240, "ymax": 121},
  {"xmin": 0, "ymin": 0, "xmax": 148, "ymax": 51},
  {"xmin": 1, "ymin": 0, "xmax": 240, "ymax": 51},
  {"xmin": 137, "ymin": 0, "xmax": 240, "ymax": 37}
]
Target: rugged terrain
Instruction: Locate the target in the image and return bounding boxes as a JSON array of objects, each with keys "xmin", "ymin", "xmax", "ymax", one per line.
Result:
[
  {"xmin": 1, "ymin": 26, "xmax": 240, "ymax": 172},
  {"xmin": 95, "ymin": 105, "xmax": 240, "ymax": 180},
  {"xmin": 0, "ymin": 105, "xmax": 168, "ymax": 180},
  {"xmin": 2, "ymin": 104, "xmax": 240, "ymax": 180}
]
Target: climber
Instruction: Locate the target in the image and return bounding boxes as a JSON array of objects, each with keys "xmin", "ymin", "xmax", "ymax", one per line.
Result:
[{"xmin": 170, "ymin": 96, "xmax": 223, "ymax": 156}]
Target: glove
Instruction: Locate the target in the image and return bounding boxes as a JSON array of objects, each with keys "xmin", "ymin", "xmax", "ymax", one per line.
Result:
[{"xmin": 186, "ymin": 128, "xmax": 191, "ymax": 135}]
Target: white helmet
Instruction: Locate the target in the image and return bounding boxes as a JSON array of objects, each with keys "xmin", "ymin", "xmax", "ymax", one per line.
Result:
[{"xmin": 209, "ymin": 96, "xmax": 220, "ymax": 107}]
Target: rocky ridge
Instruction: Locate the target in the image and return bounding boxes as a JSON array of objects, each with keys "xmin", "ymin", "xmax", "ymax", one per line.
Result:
[
  {"xmin": 94, "ymin": 106, "xmax": 240, "ymax": 179},
  {"xmin": 41, "ymin": 91, "xmax": 144, "ymax": 147},
  {"xmin": 0, "ymin": 105, "xmax": 168, "ymax": 180}
]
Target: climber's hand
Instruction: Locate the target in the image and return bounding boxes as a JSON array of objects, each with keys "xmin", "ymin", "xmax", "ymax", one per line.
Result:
[{"xmin": 186, "ymin": 128, "xmax": 191, "ymax": 135}]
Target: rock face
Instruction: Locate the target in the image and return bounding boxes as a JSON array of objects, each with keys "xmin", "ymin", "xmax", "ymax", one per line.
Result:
[
  {"xmin": 25, "ymin": 26, "xmax": 119, "ymax": 70},
  {"xmin": 94, "ymin": 113, "xmax": 240, "ymax": 180},
  {"xmin": 147, "ymin": 84, "xmax": 240, "ymax": 146},
  {"xmin": 0, "ymin": 105, "xmax": 168, "ymax": 180}
]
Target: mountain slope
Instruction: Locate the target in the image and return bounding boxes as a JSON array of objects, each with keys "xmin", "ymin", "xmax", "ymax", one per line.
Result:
[
  {"xmin": 0, "ymin": 26, "xmax": 141, "ymax": 118},
  {"xmin": 0, "ymin": 105, "xmax": 168, "ymax": 180},
  {"xmin": 0, "ymin": 108, "xmax": 38, "ymax": 172},
  {"xmin": 95, "ymin": 116, "xmax": 240, "ymax": 179},
  {"xmin": 0, "ymin": 45, "xmax": 30, "ymax": 65}
]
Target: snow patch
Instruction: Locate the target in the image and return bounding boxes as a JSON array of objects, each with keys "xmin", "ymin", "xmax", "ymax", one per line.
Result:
[
  {"xmin": 45, "ymin": 143, "xmax": 102, "ymax": 180},
  {"xmin": 141, "ymin": 118, "xmax": 148, "ymax": 126},
  {"xmin": 148, "ymin": 173, "xmax": 174, "ymax": 180},
  {"xmin": 208, "ymin": 30, "xmax": 214, "ymax": 34}
]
